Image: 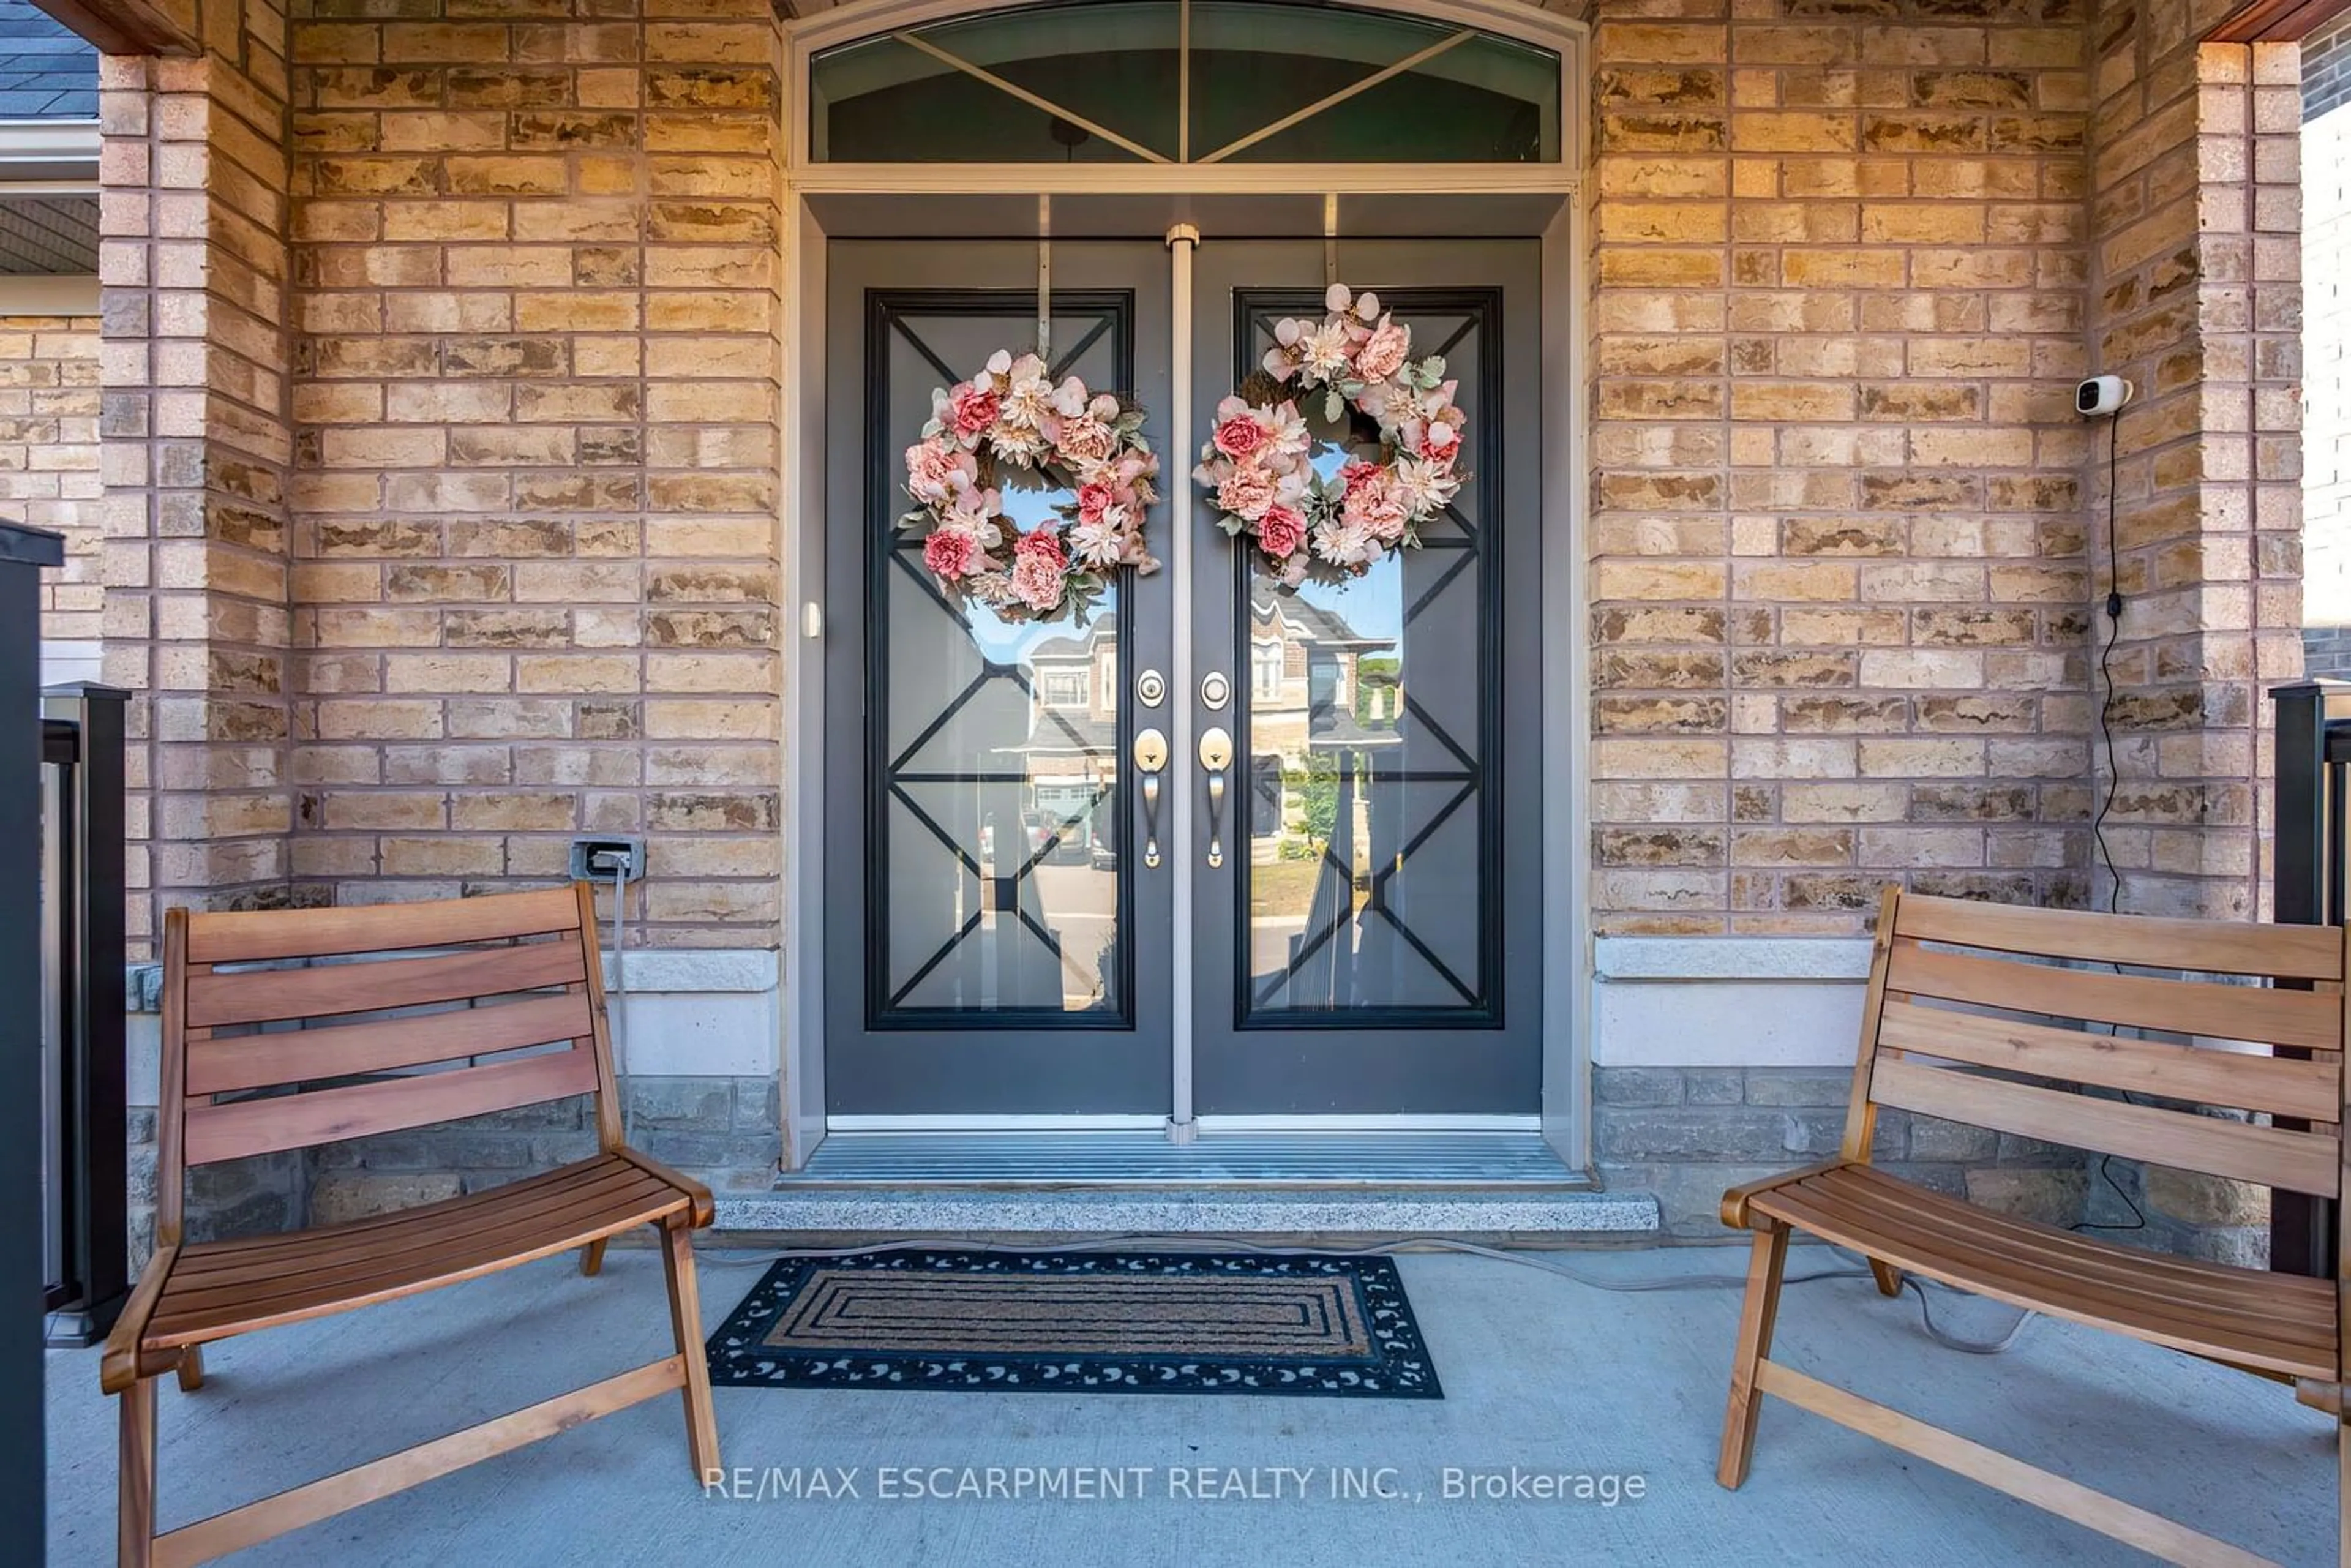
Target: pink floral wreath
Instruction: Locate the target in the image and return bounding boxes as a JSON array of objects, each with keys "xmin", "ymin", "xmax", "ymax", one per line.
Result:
[
  {"xmin": 901, "ymin": 349, "xmax": 1160, "ymax": 623},
  {"xmin": 1193, "ymin": 283, "xmax": 1466, "ymax": 588}
]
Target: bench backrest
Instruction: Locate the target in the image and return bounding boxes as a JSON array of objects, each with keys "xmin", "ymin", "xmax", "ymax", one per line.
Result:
[
  {"xmin": 158, "ymin": 883, "xmax": 620, "ymax": 1248},
  {"xmin": 1850, "ymin": 887, "xmax": 2349, "ymax": 1203}
]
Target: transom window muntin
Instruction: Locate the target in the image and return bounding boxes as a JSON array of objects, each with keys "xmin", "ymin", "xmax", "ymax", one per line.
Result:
[{"xmin": 810, "ymin": 0, "xmax": 1562, "ymax": 165}]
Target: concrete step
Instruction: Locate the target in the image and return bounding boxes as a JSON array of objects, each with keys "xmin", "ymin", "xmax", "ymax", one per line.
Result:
[{"xmin": 713, "ymin": 1187, "xmax": 1661, "ymax": 1241}]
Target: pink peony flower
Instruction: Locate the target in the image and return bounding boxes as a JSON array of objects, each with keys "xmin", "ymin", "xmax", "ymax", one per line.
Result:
[
  {"xmin": 923, "ymin": 528, "xmax": 978, "ymax": 579},
  {"xmin": 1212, "ymin": 414, "xmax": 1266, "ymax": 459},
  {"xmin": 1215, "ymin": 466, "xmax": 1279, "ymax": 522},
  {"xmin": 1421, "ymin": 418, "xmax": 1461, "ymax": 462},
  {"xmin": 1076, "ymin": 482, "xmax": 1116, "ymax": 525},
  {"xmin": 1014, "ymin": 526, "xmax": 1067, "ymax": 567},
  {"xmin": 1339, "ymin": 460, "xmax": 1386, "ymax": 501},
  {"xmin": 1351, "ymin": 316, "xmax": 1411, "ymax": 384},
  {"xmin": 947, "ymin": 380, "xmax": 1000, "ymax": 442},
  {"xmin": 1257, "ymin": 505, "xmax": 1306, "ymax": 560},
  {"xmin": 1056, "ymin": 416, "xmax": 1117, "ymax": 468},
  {"xmin": 906, "ymin": 437, "xmax": 977, "ymax": 505},
  {"xmin": 1010, "ymin": 553, "xmax": 1064, "ymax": 612}
]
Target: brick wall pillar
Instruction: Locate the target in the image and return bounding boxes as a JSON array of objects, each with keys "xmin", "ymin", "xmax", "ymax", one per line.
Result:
[
  {"xmin": 2085, "ymin": 6, "xmax": 2301, "ymax": 921},
  {"xmin": 1586, "ymin": 1, "xmax": 2094, "ymax": 937},
  {"xmin": 99, "ymin": 0, "xmax": 294, "ymax": 956}
]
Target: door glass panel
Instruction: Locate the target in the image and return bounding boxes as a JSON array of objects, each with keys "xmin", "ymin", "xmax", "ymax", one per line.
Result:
[
  {"xmin": 809, "ymin": 0, "xmax": 1559, "ymax": 163},
  {"xmin": 1234, "ymin": 291, "xmax": 1498, "ymax": 1024},
  {"xmin": 870, "ymin": 294, "xmax": 1133, "ymax": 1026}
]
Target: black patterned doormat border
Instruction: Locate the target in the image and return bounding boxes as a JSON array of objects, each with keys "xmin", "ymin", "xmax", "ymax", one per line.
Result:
[{"xmin": 705, "ymin": 1248, "xmax": 1442, "ymax": 1398}]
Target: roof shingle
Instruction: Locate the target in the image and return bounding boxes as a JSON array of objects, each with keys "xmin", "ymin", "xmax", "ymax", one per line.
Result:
[{"xmin": 0, "ymin": 2, "xmax": 95, "ymax": 120}]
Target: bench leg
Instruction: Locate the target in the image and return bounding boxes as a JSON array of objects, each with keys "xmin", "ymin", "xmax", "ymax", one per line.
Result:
[
  {"xmin": 659, "ymin": 1220, "xmax": 720, "ymax": 1482},
  {"xmin": 1867, "ymin": 1259, "xmax": 1902, "ymax": 1298},
  {"xmin": 580, "ymin": 1239, "xmax": 607, "ymax": 1277},
  {"xmin": 176, "ymin": 1345, "xmax": 203, "ymax": 1392},
  {"xmin": 120, "ymin": 1375, "xmax": 156, "ymax": 1568},
  {"xmin": 1717, "ymin": 1220, "xmax": 1790, "ymax": 1490}
]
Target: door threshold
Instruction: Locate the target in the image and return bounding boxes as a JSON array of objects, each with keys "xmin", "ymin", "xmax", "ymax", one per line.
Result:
[{"xmin": 776, "ymin": 1129, "xmax": 1591, "ymax": 1189}]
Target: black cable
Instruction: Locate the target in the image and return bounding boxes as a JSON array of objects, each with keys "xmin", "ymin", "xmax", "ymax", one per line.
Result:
[
  {"xmin": 2071, "ymin": 1149, "xmax": 2149, "ymax": 1234},
  {"xmin": 2090, "ymin": 415, "xmax": 2126, "ymax": 914}
]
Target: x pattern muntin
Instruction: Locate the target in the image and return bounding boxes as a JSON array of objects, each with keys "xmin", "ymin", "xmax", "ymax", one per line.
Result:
[
  {"xmin": 877, "ymin": 306, "xmax": 1124, "ymax": 1016},
  {"xmin": 1245, "ymin": 304, "xmax": 1490, "ymax": 1016}
]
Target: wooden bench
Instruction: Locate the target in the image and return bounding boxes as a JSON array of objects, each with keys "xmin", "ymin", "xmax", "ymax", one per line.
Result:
[
  {"xmin": 104, "ymin": 884, "xmax": 720, "ymax": 1568},
  {"xmin": 1717, "ymin": 885, "xmax": 2347, "ymax": 1567}
]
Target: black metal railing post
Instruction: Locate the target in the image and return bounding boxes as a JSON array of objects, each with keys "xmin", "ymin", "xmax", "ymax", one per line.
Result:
[
  {"xmin": 42, "ymin": 681, "xmax": 128, "ymax": 1346},
  {"xmin": 2268, "ymin": 678, "xmax": 2351, "ymax": 1277},
  {"xmin": 0, "ymin": 522, "xmax": 62, "ymax": 1565}
]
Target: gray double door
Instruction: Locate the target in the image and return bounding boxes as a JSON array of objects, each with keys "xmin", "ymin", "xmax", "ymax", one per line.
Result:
[{"xmin": 823, "ymin": 237, "xmax": 1542, "ymax": 1119}]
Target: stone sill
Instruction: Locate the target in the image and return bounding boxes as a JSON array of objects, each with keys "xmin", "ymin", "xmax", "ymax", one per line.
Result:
[{"xmin": 1595, "ymin": 936, "xmax": 1875, "ymax": 984}]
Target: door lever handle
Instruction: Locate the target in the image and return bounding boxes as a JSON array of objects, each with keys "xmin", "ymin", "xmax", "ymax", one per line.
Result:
[
  {"xmin": 1199, "ymin": 726, "xmax": 1234, "ymax": 869},
  {"xmin": 1135, "ymin": 727, "xmax": 1168, "ymax": 869},
  {"xmin": 1141, "ymin": 773, "xmax": 1163, "ymax": 869}
]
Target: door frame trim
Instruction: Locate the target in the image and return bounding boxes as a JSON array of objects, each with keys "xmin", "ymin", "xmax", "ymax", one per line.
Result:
[
  {"xmin": 775, "ymin": 6, "xmax": 1595, "ymax": 1170},
  {"xmin": 780, "ymin": 209, "xmax": 1593, "ymax": 1173}
]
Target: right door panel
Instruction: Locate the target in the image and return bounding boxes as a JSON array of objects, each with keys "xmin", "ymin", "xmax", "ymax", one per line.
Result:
[{"xmin": 1188, "ymin": 239, "xmax": 1544, "ymax": 1116}]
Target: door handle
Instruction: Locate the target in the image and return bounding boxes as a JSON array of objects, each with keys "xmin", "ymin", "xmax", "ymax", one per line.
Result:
[
  {"xmin": 1199, "ymin": 726, "xmax": 1233, "ymax": 869},
  {"xmin": 1136, "ymin": 727, "xmax": 1168, "ymax": 868}
]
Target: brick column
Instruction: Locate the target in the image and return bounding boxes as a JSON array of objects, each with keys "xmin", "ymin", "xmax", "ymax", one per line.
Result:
[
  {"xmin": 99, "ymin": 0, "xmax": 294, "ymax": 955},
  {"xmin": 2085, "ymin": 7, "xmax": 2301, "ymax": 921},
  {"xmin": 282, "ymin": 0, "xmax": 784, "ymax": 944},
  {"xmin": 1586, "ymin": 1, "xmax": 2094, "ymax": 937}
]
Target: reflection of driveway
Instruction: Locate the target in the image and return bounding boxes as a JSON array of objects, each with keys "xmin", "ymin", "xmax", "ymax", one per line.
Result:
[
  {"xmin": 1253, "ymin": 916, "xmax": 1309, "ymax": 977},
  {"xmin": 1032, "ymin": 863, "xmax": 1116, "ymax": 920},
  {"xmin": 1030, "ymin": 864, "xmax": 1119, "ymax": 1008}
]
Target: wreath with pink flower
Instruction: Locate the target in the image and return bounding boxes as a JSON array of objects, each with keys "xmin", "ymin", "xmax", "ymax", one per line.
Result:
[
  {"xmin": 901, "ymin": 348, "xmax": 1160, "ymax": 623},
  {"xmin": 1192, "ymin": 283, "xmax": 1466, "ymax": 588}
]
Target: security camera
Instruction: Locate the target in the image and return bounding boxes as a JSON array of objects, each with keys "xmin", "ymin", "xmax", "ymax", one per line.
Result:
[{"xmin": 2075, "ymin": 375, "xmax": 2132, "ymax": 418}]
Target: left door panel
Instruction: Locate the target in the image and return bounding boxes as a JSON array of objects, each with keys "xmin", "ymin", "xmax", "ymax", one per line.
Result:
[{"xmin": 823, "ymin": 241, "xmax": 1172, "ymax": 1117}]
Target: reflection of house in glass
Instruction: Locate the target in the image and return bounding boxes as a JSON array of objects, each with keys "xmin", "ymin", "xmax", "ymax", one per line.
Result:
[
  {"xmin": 1245, "ymin": 588, "xmax": 1399, "ymax": 866},
  {"xmin": 999, "ymin": 618, "xmax": 1121, "ymax": 868},
  {"xmin": 1243, "ymin": 582, "xmax": 1482, "ymax": 1016}
]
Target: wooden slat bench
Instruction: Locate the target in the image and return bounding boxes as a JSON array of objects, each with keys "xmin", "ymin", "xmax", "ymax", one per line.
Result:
[
  {"xmin": 1716, "ymin": 885, "xmax": 2348, "ymax": 1567},
  {"xmin": 105, "ymin": 884, "xmax": 720, "ymax": 1568}
]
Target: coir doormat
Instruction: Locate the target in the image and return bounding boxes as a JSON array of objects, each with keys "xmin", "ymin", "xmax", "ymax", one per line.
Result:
[{"xmin": 705, "ymin": 1248, "xmax": 1441, "ymax": 1398}]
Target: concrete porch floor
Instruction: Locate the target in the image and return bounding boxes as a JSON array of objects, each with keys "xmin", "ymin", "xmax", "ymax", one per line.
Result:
[{"xmin": 42, "ymin": 1242, "xmax": 2338, "ymax": 1566}]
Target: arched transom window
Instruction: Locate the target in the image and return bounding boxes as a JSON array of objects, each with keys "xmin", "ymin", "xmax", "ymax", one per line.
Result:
[{"xmin": 808, "ymin": 0, "xmax": 1565, "ymax": 165}]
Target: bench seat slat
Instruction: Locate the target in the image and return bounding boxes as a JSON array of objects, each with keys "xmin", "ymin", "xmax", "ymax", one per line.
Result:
[
  {"xmin": 1870, "ymin": 1056, "xmax": 2339, "ymax": 1196},
  {"xmin": 184, "ymin": 940, "xmax": 587, "ymax": 1030},
  {"xmin": 1752, "ymin": 1165, "xmax": 2336, "ymax": 1379},
  {"xmin": 143, "ymin": 1155, "xmax": 691, "ymax": 1350},
  {"xmin": 186, "ymin": 992, "xmax": 594, "ymax": 1097},
  {"xmin": 182, "ymin": 1049, "xmax": 599, "ymax": 1167},
  {"xmin": 1801, "ymin": 1166, "xmax": 2338, "ymax": 1340},
  {"xmin": 155, "ymin": 1168, "xmax": 670, "ymax": 1319},
  {"xmin": 1893, "ymin": 896, "xmax": 2344, "ymax": 981},
  {"xmin": 186, "ymin": 887, "xmax": 583, "ymax": 965},
  {"xmin": 164, "ymin": 1165, "xmax": 660, "ymax": 1294},
  {"xmin": 165, "ymin": 1157, "xmax": 635, "ymax": 1276},
  {"xmin": 1886, "ymin": 943, "xmax": 2342, "ymax": 1052},
  {"xmin": 1878, "ymin": 998, "xmax": 2342, "ymax": 1122}
]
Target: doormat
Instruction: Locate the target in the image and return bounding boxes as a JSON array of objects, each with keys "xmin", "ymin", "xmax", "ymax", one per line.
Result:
[{"xmin": 705, "ymin": 1248, "xmax": 1442, "ymax": 1398}]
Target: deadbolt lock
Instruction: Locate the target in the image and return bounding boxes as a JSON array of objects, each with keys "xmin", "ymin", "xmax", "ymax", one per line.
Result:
[
  {"xmin": 1137, "ymin": 669, "xmax": 1166, "ymax": 708},
  {"xmin": 1201, "ymin": 671, "xmax": 1231, "ymax": 710}
]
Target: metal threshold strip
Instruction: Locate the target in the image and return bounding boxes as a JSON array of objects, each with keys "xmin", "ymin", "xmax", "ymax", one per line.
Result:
[{"xmin": 775, "ymin": 1131, "xmax": 1592, "ymax": 1190}]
